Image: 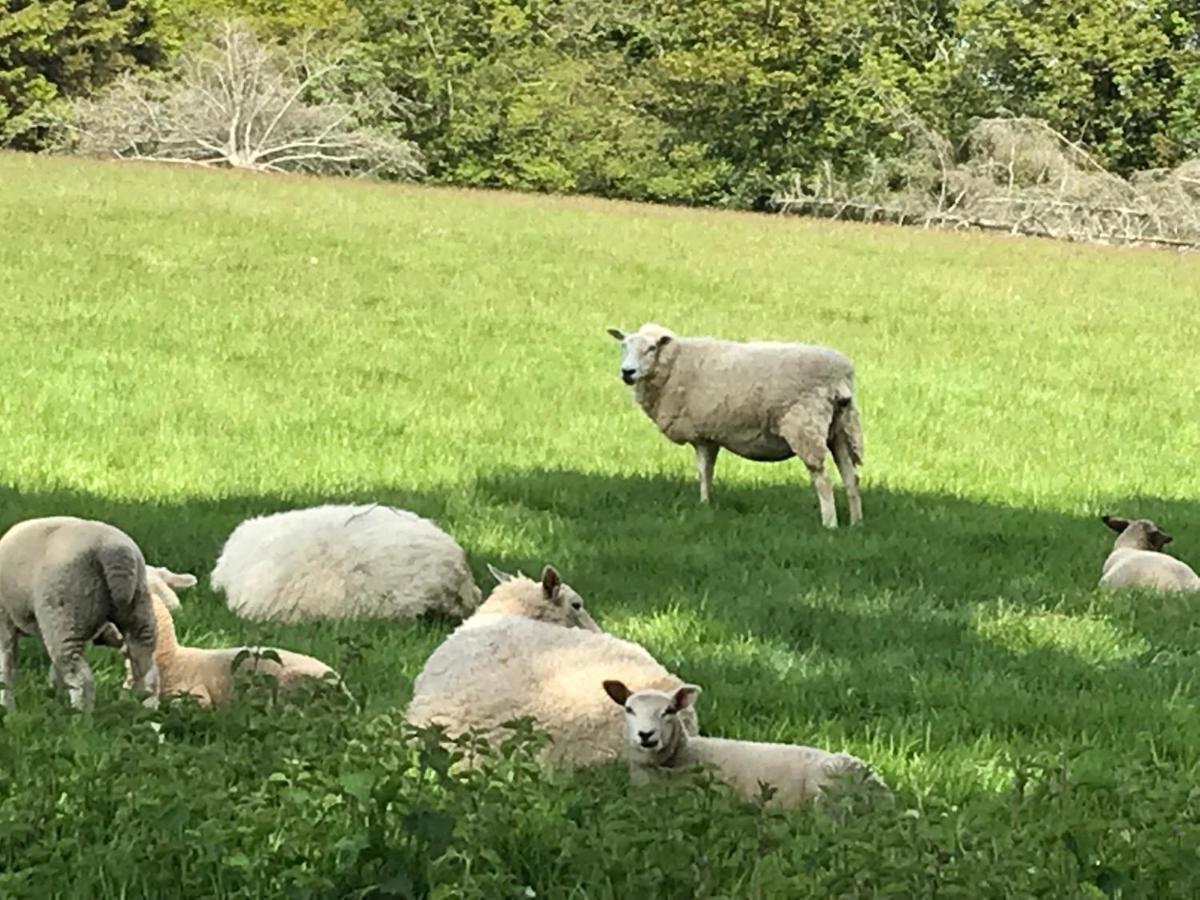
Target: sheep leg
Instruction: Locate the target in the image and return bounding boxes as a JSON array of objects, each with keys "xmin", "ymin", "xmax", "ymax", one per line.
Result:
[
  {"xmin": 0, "ymin": 623, "xmax": 16, "ymax": 711},
  {"xmin": 123, "ymin": 637, "xmax": 160, "ymax": 708},
  {"xmin": 779, "ymin": 404, "xmax": 838, "ymax": 528},
  {"xmin": 49, "ymin": 644, "xmax": 95, "ymax": 711},
  {"xmin": 807, "ymin": 462, "xmax": 839, "ymax": 529},
  {"xmin": 693, "ymin": 441, "xmax": 720, "ymax": 503},
  {"xmin": 830, "ymin": 435, "xmax": 862, "ymax": 525}
]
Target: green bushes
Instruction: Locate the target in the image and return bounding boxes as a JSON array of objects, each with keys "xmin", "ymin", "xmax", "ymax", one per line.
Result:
[
  {"xmin": 3, "ymin": 685, "xmax": 1200, "ymax": 898},
  {"xmin": 6, "ymin": 0, "xmax": 1200, "ymax": 207}
]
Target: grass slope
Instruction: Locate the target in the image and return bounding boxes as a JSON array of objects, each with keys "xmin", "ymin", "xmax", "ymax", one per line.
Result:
[{"xmin": 2, "ymin": 152, "xmax": 1200, "ymax": 896}]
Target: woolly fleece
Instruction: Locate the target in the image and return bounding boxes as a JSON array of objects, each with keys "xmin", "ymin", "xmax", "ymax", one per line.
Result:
[{"xmin": 1099, "ymin": 515, "xmax": 1200, "ymax": 592}]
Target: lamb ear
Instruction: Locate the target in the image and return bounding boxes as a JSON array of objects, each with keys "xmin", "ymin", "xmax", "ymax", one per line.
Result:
[
  {"xmin": 603, "ymin": 680, "xmax": 631, "ymax": 706},
  {"xmin": 163, "ymin": 569, "xmax": 197, "ymax": 590},
  {"xmin": 606, "ymin": 327, "xmax": 626, "ymax": 341},
  {"xmin": 1101, "ymin": 515, "xmax": 1130, "ymax": 534},
  {"xmin": 541, "ymin": 565, "xmax": 561, "ymax": 600},
  {"xmin": 669, "ymin": 684, "xmax": 701, "ymax": 711},
  {"xmin": 487, "ymin": 563, "xmax": 515, "ymax": 584},
  {"xmin": 1153, "ymin": 529, "xmax": 1174, "ymax": 548}
]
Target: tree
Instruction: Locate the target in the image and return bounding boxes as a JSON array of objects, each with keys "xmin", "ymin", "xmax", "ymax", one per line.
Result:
[{"xmin": 67, "ymin": 20, "xmax": 422, "ymax": 177}]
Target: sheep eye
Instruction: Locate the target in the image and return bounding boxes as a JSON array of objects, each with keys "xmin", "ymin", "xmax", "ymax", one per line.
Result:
[
  {"xmin": 572, "ymin": 601, "xmax": 582, "ymax": 610},
  {"xmin": 664, "ymin": 708, "xmax": 677, "ymax": 716},
  {"xmin": 624, "ymin": 706, "xmax": 632, "ymax": 714}
]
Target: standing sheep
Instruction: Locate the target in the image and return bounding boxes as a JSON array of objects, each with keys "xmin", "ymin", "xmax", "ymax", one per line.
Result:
[
  {"xmin": 406, "ymin": 565, "xmax": 700, "ymax": 768},
  {"xmin": 1099, "ymin": 515, "xmax": 1200, "ymax": 592},
  {"xmin": 603, "ymin": 681, "xmax": 888, "ymax": 809},
  {"xmin": 210, "ymin": 504, "xmax": 481, "ymax": 624},
  {"xmin": 140, "ymin": 570, "xmax": 351, "ymax": 708},
  {"xmin": 606, "ymin": 324, "xmax": 864, "ymax": 528},
  {"xmin": 0, "ymin": 516, "xmax": 159, "ymax": 711}
]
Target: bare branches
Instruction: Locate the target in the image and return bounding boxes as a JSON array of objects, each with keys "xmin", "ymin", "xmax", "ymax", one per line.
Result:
[
  {"xmin": 64, "ymin": 21, "xmax": 423, "ymax": 179},
  {"xmin": 773, "ymin": 112, "xmax": 1200, "ymax": 251}
]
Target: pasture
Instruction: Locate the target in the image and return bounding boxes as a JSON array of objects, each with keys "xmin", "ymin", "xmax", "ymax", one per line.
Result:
[{"xmin": 1, "ymin": 152, "xmax": 1199, "ymax": 897}]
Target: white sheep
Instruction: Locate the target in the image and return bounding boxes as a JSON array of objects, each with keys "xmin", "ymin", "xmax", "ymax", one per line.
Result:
[
  {"xmin": 0, "ymin": 516, "xmax": 159, "ymax": 711},
  {"xmin": 405, "ymin": 565, "xmax": 700, "ymax": 768},
  {"xmin": 606, "ymin": 324, "xmax": 864, "ymax": 528},
  {"xmin": 210, "ymin": 503, "xmax": 481, "ymax": 624},
  {"xmin": 140, "ymin": 568, "xmax": 352, "ymax": 708},
  {"xmin": 603, "ymin": 681, "xmax": 889, "ymax": 809},
  {"xmin": 1099, "ymin": 515, "xmax": 1200, "ymax": 592}
]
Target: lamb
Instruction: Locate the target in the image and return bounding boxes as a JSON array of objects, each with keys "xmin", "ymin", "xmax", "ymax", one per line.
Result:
[
  {"xmin": 606, "ymin": 324, "xmax": 864, "ymax": 528},
  {"xmin": 406, "ymin": 565, "xmax": 700, "ymax": 768},
  {"xmin": 210, "ymin": 503, "xmax": 482, "ymax": 624},
  {"xmin": 139, "ymin": 568, "xmax": 351, "ymax": 708},
  {"xmin": 604, "ymin": 681, "xmax": 889, "ymax": 809},
  {"xmin": 0, "ymin": 516, "xmax": 159, "ymax": 711},
  {"xmin": 1099, "ymin": 515, "xmax": 1200, "ymax": 592}
]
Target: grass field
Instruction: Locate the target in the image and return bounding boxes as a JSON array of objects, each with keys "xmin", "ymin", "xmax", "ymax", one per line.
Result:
[{"xmin": 2, "ymin": 151, "xmax": 1200, "ymax": 896}]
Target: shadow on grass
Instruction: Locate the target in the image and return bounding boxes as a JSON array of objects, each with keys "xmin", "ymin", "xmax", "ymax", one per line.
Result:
[{"xmin": 2, "ymin": 472, "xmax": 1199, "ymax": 777}]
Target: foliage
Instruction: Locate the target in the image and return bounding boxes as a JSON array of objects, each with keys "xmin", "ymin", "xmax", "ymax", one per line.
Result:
[
  {"xmin": 2, "ymin": 154, "xmax": 1200, "ymax": 894},
  {"xmin": 0, "ymin": 0, "xmax": 174, "ymax": 150}
]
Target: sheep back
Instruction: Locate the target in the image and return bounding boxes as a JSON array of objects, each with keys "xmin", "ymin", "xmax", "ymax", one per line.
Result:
[
  {"xmin": 642, "ymin": 338, "xmax": 855, "ymax": 458},
  {"xmin": 1100, "ymin": 549, "xmax": 1200, "ymax": 592},
  {"xmin": 405, "ymin": 618, "xmax": 697, "ymax": 768},
  {"xmin": 210, "ymin": 504, "xmax": 481, "ymax": 624}
]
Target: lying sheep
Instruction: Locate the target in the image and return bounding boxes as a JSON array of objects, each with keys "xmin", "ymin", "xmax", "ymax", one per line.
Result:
[
  {"xmin": 211, "ymin": 503, "xmax": 481, "ymax": 624},
  {"xmin": 140, "ymin": 568, "xmax": 351, "ymax": 708},
  {"xmin": 406, "ymin": 565, "xmax": 699, "ymax": 768},
  {"xmin": 1099, "ymin": 515, "xmax": 1200, "ymax": 592},
  {"xmin": 0, "ymin": 516, "xmax": 159, "ymax": 711},
  {"xmin": 606, "ymin": 324, "xmax": 864, "ymax": 528},
  {"xmin": 604, "ymin": 681, "xmax": 888, "ymax": 808}
]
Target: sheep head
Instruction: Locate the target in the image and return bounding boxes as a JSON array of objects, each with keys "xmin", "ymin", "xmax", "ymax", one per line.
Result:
[
  {"xmin": 604, "ymin": 680, "xmax": 700, "ymax": 766},
  {"xmin": 606, "ymin": 323, "xmax": 676, "ymax": 386},
  {"xmin": 1101, "ymin": 515, "xmax": 1173, "ymax": 551}
]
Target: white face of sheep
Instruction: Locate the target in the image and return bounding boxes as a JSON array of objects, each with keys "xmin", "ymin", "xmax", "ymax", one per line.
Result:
[
  {"xmin": 606, "ymin": 327, "xmax": 674, "ymax": 386},
  {"xmin": 145, "ymin": 565, "xmax": 198, "ymax": 611},
  {"xmin": 604, "ymin": 680, "xmax": 701, "ymax": 763}
]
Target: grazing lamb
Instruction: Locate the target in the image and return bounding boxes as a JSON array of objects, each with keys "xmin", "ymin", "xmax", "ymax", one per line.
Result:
[
  {"xmin": 1099, "ymin": 515, "xmax": 1200, "ymax": 592},
  {"xmin": 0, "ymin": 516, "xmax": 159, "ymax": 711},
  {"xmin": 606, "ymin": 324, "xmax": 864, "ymax": 528},
  {"xmin": 604, "ymin": 681, "xmax": 888, "ymax": 809},
  {"xmin": 211, "ymin": 503, "xmax": 481, "ymax": 624},
  {"xmin": 406, "ymin": 566, "xmax": 699, "ymax": 768},
  {"xmin": 141, "ymin": 569, "xmax": 351, "ymax": 708}
]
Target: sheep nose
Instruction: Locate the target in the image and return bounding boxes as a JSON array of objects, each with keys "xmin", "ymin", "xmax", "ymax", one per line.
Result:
[
  {"xmin": 621, "ymin": 368, "xmax": 637, "ymax": 384},
  {"xmin": 637, "ymin": 730, "xmax": 657, "ymax": 747}
]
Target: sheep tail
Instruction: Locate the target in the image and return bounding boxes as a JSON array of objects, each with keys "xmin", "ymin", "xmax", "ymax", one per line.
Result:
[
  {"xmin": 95, "ymin": 543, "xmax": 147, "ymax": 617},
  {"xmin": 831, "ymin": 393, "xmax": 864, "ymax": 466}
]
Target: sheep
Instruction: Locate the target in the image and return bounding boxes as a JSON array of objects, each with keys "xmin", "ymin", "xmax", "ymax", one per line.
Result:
[
  {"xmin": 0, "ymin": 516, "xmax": 159, "ymax": 711},
  {"xmin": 606, "ymin": 323, "xmax": 864, "ymax": 528},
  {"xmin": 1099, "ymin": 515, "xmax": 1200, "ymax": 592},
  {"xmin": 603, "ymin": 681, "xmax": 889, "ymax": 809},
  {"xmin": 405, "ymin": 565, "xmax": 699, "ymax": 768},
  {"xmin": 210, "ymin": 503, "xmax": 481, "ymax": 624},
  {"xmin": 139, "ymin": 568, "xmax": 352, "ymax": 708}
]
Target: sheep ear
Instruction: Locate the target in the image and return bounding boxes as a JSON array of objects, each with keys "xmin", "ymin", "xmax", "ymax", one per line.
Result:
[
  {"xmin": 1101, "ymin": 515, "xmax": 1130, "ymax": 534},
  {"xmin": 163, "ymin": 569, "xmax": 197, "ymax": 590},
  {"xmin": 541, "ymin": 565, "xmax": 561, "ymax": 600},
  {"xmin": 669, "ymin": 684, "xmax": 701, "ymax": 711},
  {"xmin": 1153, "ymin": 529, "xmax": 1173, "ymax": 548},
  {"xmin": 487, "ymin": 563, "xmax": 515, "ymax": 584},
  {"xmin": 603, "ymin": 680, "xmax": 631, "ymax": 706},
  {"xmin": 656, "ymin": 334, "xmax": 673, "ymax": 349},
  {"xmin": 606, "ymin": 327, "xmax": 625, "ymax": 341}
]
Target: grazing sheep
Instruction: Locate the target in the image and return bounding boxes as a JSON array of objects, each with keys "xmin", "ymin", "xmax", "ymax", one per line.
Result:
[
  {"xmin": 1099, "ymin": 515, "xmax": 1200, "ymax": 592},
  {"xmin": 141, "ymin": 569, "xmax": 351, "ymax": 708},
  {"xmin": 606, "ymin": 324, "xmax": 864, "ymax": 528},
  {"xmin": 406, "ymin": 566, "xmax": 699, "ymax": 768},
  {"xmin": 210, "ymin": 503, "xmax": 481, "ymax": 624},
  {"xmin": 603, "ymin": 681, "xmax": 888, "ymax": 809},
  {"xmin": 0, "ymin": 516, "xmax": 159, "ymax": 711}
]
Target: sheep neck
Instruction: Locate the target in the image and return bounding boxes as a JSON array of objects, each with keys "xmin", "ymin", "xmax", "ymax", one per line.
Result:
[{"xmin": 149, "ymin": 594, "xmax": 179, "ymax": 667}]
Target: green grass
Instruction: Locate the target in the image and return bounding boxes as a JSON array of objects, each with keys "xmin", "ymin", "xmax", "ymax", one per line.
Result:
[{"xmin": 2, "ymin": 152, "xmax": 1200, "ymax": 896}]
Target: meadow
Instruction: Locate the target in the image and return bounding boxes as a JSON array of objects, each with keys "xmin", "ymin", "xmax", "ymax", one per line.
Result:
[{"xmin": 1, "ymin": 152, "xmax": 1200, "ymax": 897}]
